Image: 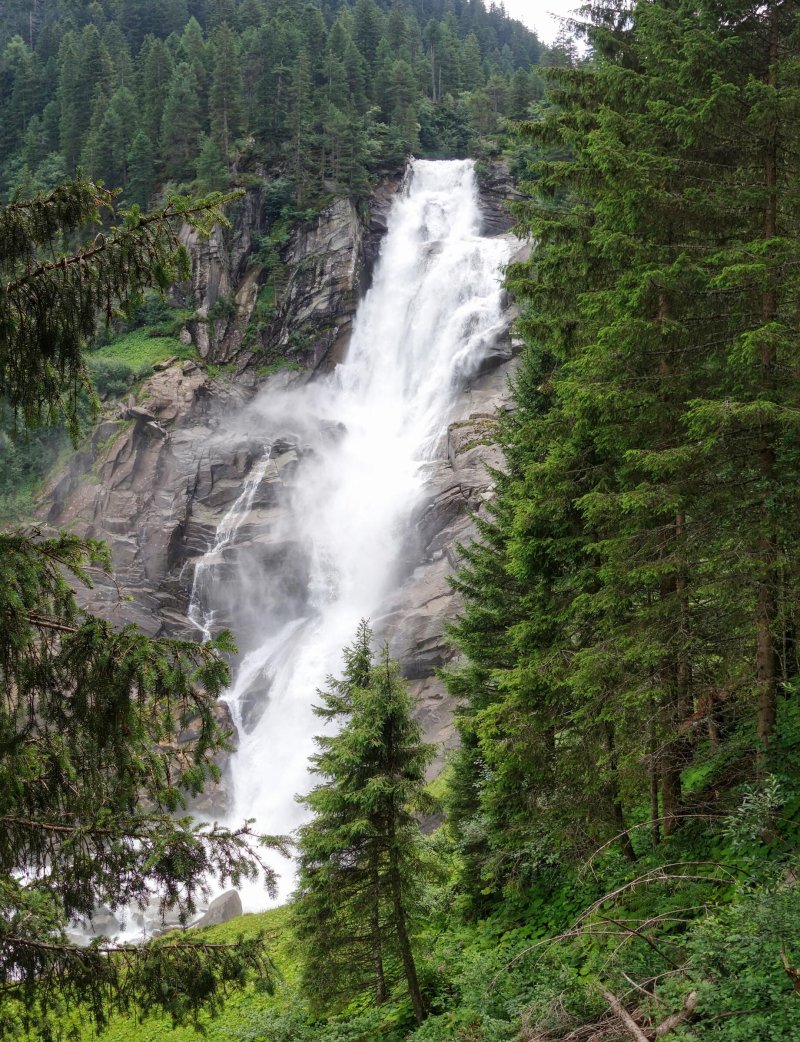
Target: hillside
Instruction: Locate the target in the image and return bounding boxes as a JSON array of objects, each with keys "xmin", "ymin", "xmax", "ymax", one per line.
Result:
[{"xmin": 0, "ymin": 0, "xmax": 553, "ymax": 204}]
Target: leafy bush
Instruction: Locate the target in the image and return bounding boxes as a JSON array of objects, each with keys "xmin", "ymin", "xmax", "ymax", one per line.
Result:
[
  {"xmin": 88, "ymin": 357, "xmax": 150, "ymax": 398},
  {"xmin": 657, "ymin": 886, "xmax": 800, "ymax": 1041},
  {"xmin": 264, "ymin": 178, "xmax": 295, "ymax": 222}
]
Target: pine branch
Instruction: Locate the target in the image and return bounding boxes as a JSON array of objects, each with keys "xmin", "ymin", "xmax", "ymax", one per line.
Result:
[{"xmin": 5, "ymin": 198, "xmax": 225, "ymax": 295}]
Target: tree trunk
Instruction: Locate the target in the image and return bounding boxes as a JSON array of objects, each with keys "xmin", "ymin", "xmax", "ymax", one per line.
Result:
[
  {"xmin": 661, "ymin": 761, "xmax": 681, "ymax": 837},
  {"xmin": 757, "ymin": 1, "xmax": 780, "ymax": 750},
  {"xmin": 369, "ymin": 856, "xmax": 387, "ymax": 1006},
  {"xmin": 650, "ymin": 722, "xmax": 661, "ymax": 848},
  {"xmin": 656, "ymin": 282, "xmax": 694, "ymax": 827},
  {"xmin": 387, "ymin": 835, "xmax": 425, "ymax": 1024},
  {"xmin": 663, "ymin": 511, "xmax": 693, "ymax": 835},
  {"xmin": 602, "ymin": 722, "xmax": 636, "ymax": 862}
]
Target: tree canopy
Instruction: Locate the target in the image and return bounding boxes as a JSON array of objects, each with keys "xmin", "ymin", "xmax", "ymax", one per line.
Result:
[{"xmin": 0, "ymin": 0, "xmax": 553, "ymax": 208}]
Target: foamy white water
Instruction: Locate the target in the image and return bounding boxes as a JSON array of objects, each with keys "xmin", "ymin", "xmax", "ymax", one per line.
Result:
[{"xmin": 220, "ymin": 159, "xmax": 511, "ymax": 906}]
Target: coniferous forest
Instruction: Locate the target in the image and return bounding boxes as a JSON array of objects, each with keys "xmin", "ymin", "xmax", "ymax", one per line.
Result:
[
  {"xmin": 3, "ymin": 0, "xmax": 800, "ymax": 1040},
  {"xmin": 0, "ymin": 0, "xmax": 552, "ymax": 205}
]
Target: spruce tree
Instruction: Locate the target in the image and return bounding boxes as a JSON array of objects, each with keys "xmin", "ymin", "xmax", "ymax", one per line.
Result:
[
  {"xmin": 209, "ymin": 22, "xmax": 244, "ymax": 160},
  {"xmin": 446, "ymin": 0, "xmax": 800, "ymax": 905},
  {"xmin": 0, "ymin": 182, "xmax": 279, "ymax": 1034},
  {"xmin": 286, "ymin": 49, "xmax": 318, "ymax": 207},
  {"xmin": 352, "ymin": 0, "xmax": 384, "ymax": 76},
  {"xmin": 1, "ymin": 36, "xmax": 42, "ymax": 156},
  {"xmin": 137, "ymin": 35, "xmax": 175, "ymax": 147},
  {"xmin": 160, "ymin": 63, "xmax": 202, "ymax": 183},
  {"xmin": 461, "ymin": 33, "xmax": 484, "ymax": 91},
  {"xmin": 195, "ymin": 132, "xmax": 229, "ymax": 192},
  {"xmin": 57, "ymin": 25, "xmax": 113, "ymax": 172},
  {"xmin": 294, "ymin": 622, "xmax": 433, "ymax": 1025},
  {"xmin": 126, "ymin": 129, "xmax": 156, "ymax": 206}
]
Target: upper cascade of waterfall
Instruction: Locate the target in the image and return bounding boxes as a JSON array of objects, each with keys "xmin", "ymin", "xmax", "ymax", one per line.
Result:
[{"xmin": 211, "ymin": 158, "xmax": 514, "ymax": 907}]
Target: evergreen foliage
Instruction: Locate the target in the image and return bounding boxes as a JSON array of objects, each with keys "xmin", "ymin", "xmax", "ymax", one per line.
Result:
[
  {"xmin": 432, "ymin": 0, "xmax": 800, "ymax": 1036},
  {"xmin": 0, "ymin": 0, "xmax": 552, "ymax": 207},
  {"xmin": 8, "ymin": 1, "xmax": 800, "ymax": 1039},
  {"xmin": 294, "ymin": 622, "xmax": 435, "ymax": 1025},
  {"xmin": 0, "ymin": 180, "xmax": 235, "ymax": 433},
  {"xmin": 0, "ymin": 182, "xmax": 280, "ymax": 1035}
]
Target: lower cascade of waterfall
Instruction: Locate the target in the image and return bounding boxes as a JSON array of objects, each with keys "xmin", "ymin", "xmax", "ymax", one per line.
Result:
[{"xmin": 194, "ymin": 158, "xmax": 512, "ymax": 910}]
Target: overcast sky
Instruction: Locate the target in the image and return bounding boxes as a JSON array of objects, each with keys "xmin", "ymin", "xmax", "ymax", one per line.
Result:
[{"xmin": 500, "ymin": 0, "xmax": 580, "ymax": 44}]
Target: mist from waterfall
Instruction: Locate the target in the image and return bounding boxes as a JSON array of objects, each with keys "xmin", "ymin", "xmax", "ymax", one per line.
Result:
[{"xmin": 214, "ymin": 159, "xmax": 511, "ymax": 907}]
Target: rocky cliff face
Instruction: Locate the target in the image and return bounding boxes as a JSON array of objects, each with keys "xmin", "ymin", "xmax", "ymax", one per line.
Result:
[
  {"xmin": 43, "ymin": 163, "xmax": 526, "ymax": 788},
  {"xmin": 45, "ymin": 174, "xmax": 402, "ymax": 633},
  {"xmin": 176, "ymin": 170, "xmax": 401, "ymax": 369}
]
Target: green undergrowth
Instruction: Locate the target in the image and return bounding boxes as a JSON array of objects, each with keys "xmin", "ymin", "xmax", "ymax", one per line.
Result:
[
  {"xmin": 63, "ymin": 713, "xmax": 800, "ymax": 1042},
  {"xmin": 87, "ymin": 329, "xmax": 198, "ymax": 399},
  {"xmin": 65, "ymin": 825, "xmax": 800, "ymax": 1041},
  {"xmin": 253, "ymin": 358, "xmax": 304, "ymax": 379},
  {"xmin": 72, "ymin": 907, "xmax": 297, "ymax": 1042}
]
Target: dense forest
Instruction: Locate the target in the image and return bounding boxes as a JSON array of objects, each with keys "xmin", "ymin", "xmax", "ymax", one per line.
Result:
[
  {"xmin": 0, "ymin": 0, "xmax": 557, "ymax": 206},
  {"xmin": 3, "ymin": 0, "xmax": 800, "ymax": 1040}
]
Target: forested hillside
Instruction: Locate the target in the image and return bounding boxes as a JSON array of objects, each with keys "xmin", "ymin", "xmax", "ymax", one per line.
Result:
[{"xmin": 0, "ymin": 0, "xmax": 554, "ymax": 205}]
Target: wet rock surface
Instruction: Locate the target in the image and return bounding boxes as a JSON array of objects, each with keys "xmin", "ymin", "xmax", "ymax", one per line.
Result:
[
  {"xmin": 478, "ymin": 158, "xmax": 522, "ymax": 236},
  {"xmin": 377, "ymin": 352, "xmax": 522, "ymax": 774}
]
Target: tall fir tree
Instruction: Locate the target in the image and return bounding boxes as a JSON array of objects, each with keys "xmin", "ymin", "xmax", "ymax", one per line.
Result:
[
  {"xmin": 160, "ymin": 63, "xmax": 203, "ymax": 183},
  {"xmin": 126, "ymin": 128, "xmax": 156, "ymax": 206},
  {"xmin": 137, "ymin": 35, "xmax": 175, "ymax": 149},
  {"xmin": 446, "ymin": 0, "xmax": 800, "ymax": 905},
  {"xmin": 294, "ymin": 623, "xmax": 434, "ymax": 1025},
  {"xmin": 209, "ymin": 22, "xmax": 244, "ymax": 160}
]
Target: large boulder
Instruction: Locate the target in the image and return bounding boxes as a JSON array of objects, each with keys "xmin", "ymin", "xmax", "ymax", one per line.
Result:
[{"xmin": 194, "ymin": 890, "xmax": 243, "ymax": 929}]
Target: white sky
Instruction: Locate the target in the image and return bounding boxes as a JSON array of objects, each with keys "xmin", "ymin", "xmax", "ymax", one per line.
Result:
[{"xmin": 500, "ymin": 0, "xmax": 581, "ymax": 44}]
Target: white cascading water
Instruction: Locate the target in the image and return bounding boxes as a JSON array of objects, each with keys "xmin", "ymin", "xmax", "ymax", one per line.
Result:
[
  {"xmin": 210, "ymin": 159, "xmax": 511, "ymax": 907},
  {"xmin": 188, "ymin": 447, "xmax": 274, "ymax": 642}
]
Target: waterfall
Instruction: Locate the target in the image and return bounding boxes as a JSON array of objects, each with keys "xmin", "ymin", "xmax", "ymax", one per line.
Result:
[
  {"xmin": 218, "ymin": 159, "xmax": 511, "ymax": 906},
  {"xmin": 188, "ymin": 446, "xmax": 273, "ymax": 643}
]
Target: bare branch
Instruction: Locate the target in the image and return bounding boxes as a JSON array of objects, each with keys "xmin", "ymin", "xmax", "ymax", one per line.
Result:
[
  {"xmin": 654, "ymin": 991, "xmax": 698, "ymax": 1037},
  {"xmin": 598, "ymin": 987, "xmax": 649, "ymax": 1042}
]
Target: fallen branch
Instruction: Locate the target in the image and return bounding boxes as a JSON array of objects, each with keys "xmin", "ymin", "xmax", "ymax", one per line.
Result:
[
  {"xmin": 781, "ymin": 944, "xmax": 800, "ymax": 993},
  {"xmin": 654, "ymin": 991, "xmax": 698, "ymax": 1037},
  {"xmin": 599, "ymin": 988, "xmax": 650, "ymax": 1042}
]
